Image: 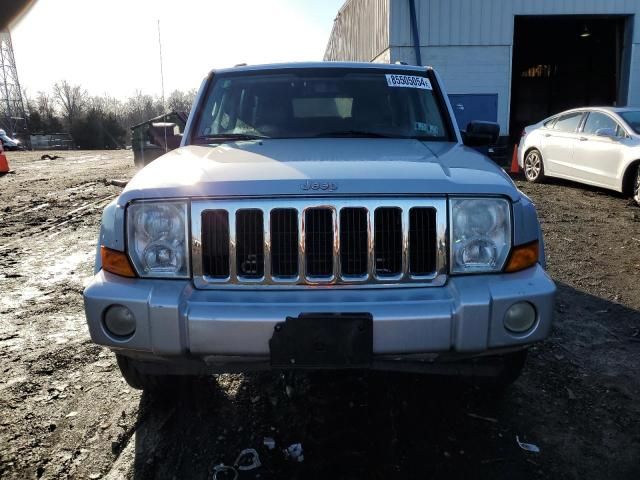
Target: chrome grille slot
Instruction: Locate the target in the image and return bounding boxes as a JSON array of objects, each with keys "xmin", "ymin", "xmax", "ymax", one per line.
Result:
[
  {"xmin": 236, "ymin": 210, "xmax": 264, "ymax": 279},
  {"xmin": 304, "ymin": 208, "xmax": 334, "ymax": 278},
  {"xmin": 192, "ymin": 198, "xmax": 447, "ymax": 289},
  {"xmin": 340, "ymin": 207, "xmax": 368, "ymax": 276},
  {"xmin": 374, "ymin": 207, "xmax": 402, "ymax": 276},
  {"xmin": 409, "ymin": 207, "xmax": 437, "ymax": 276},
  {"xmin": 270, "ymin": 209, "xmax": 298, "ymax": 278},
  {"xmin": 202, "ymin": 210, "xmax": 230, "ymax": 278}
]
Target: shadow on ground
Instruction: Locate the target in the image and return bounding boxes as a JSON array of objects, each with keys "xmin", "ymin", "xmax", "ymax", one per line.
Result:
[{"xmin": 129, "ymin": 283, "xmax": 640, "ymax": 480}]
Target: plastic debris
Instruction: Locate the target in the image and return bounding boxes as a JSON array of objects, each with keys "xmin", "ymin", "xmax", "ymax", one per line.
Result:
[
  {"xmin": 234, "ymin": 448, "xmax": 261, "ymax": 471},
  {"xmin": 211, "ymin": 448, "xmax": 261, "ymax": 479},
  {"xmin": 284, "ymin": 443, "xmax": 304, "ymax": 462},
  {"xmin": 212, "ymin": 463, "xmax": 238, "ymax": 480},
  {"xmin": 516, "ymin": 435, "xmax": 540, "ymax": 453},
  {"xmin": 263, "ymin": 437, "xmax": 276, "ymax": 450}
]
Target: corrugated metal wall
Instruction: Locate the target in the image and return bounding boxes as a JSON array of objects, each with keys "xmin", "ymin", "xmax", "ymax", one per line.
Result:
[
  {"xmin": 392, "ymin": 45, "xmax": 512, "ymax": 132},
  {"xmin": 388, "ymin": 0, "xmax": 640, "ymax": 133},
  {"xmin": 324, "ymin": 0, "xmax": 390, "ymax": 61},
  {"xmin": 324, "ymin": 0, "xmax": 640, "ymax": 133},
  {"xmin": 391, "ymin": 0, "xmax": 640, "ymax": 46}
]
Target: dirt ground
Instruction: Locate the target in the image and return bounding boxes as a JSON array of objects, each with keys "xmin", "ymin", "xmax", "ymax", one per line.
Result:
[{"xmin": 1, "ymin": 150, "xmax": 639, "ymax": 479}]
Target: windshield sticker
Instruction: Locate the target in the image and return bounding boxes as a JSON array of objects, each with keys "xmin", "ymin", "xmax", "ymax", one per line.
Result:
[
  {"xmin": 386, "ymin": 74, "xmax": 432, "ymax": 90},
  {"xmin": 427, "ymin": 124, "xmax": 440, "ymax": 135},
  {"xmin": 416, "ymin": 122, "xmax": 440, "ymax": 135}
]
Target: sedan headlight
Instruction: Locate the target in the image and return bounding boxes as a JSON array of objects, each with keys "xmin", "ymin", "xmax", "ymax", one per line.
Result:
[
  {"xmin": 450, "ymin": 198, "xmax": 511, "ymax": 274},
  {"xmin": 127, "ymin": 201, "xmax": 189, "ymax": 278}
]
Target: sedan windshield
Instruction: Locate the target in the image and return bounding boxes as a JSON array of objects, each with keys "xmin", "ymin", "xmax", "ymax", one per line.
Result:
[
  {"xmin": 619, "ymin": 111, "xmax": 640, "ymax": 134},
  {"xmin": 193, "ymin": 69, "xmax": 451, "ymax": 142}
]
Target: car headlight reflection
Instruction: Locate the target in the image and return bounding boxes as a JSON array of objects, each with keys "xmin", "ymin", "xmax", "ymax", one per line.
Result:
[
  {"xmin": 450, "ymin": 198, "xmax": 511, "ymax": 274},
  {"xmin": 127, "ymin": 201, "xmax": 189, "ymax": 278}
]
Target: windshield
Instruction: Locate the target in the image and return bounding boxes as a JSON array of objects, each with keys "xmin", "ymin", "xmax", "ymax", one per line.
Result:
[
  {"xmin": 192, "ymin": 69, "xmax": 451, "ymax": 142},
  {"xmin": 619, "ymin": 111, "xmax": 640, "ymax": 134}
]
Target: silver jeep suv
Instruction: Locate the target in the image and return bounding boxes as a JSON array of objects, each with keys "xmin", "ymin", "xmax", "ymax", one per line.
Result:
[{"xmin": 84, "ymin": 62, "xmax": 556, "ymax": 390}]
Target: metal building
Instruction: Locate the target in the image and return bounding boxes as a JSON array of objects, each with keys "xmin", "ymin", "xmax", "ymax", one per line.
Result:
[{"xmin": 325, "ymin": 0, "xmax": 640, "ymax": 141}]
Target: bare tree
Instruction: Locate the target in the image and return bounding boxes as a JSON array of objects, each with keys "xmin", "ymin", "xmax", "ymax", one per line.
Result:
[
  {"xmin": 35, "ymin": 91, "xmax": 57, "ymax": 120},
  {"xmin": 125, "ymin": 90, "xmax": 164, "ymax": 126},
  {"xmin": 53, "ymin": 80, "xmax": 87, "ymax": 128},
  {"xmin": 167, "ymin": 89, "xmax": 197, "ymax": 114}
]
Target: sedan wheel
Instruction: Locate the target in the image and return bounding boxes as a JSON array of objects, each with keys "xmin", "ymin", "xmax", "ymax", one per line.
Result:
[
  {"xmin": 524, "ymin": 149, "xmax": 545, "ymax": 183},
  {"xmin": 634, "ymin": 165, "xmax": 640, "ymax": 206}
]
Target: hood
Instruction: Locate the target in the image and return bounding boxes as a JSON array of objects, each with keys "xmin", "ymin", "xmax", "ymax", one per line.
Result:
[{"xmin": 119, "ymin": 139, "xmax": 519, "ymax": 205}]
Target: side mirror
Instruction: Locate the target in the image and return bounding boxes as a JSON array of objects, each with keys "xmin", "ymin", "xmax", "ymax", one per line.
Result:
[
  {"xmin": 463, "ymin": 121, "xmax": 500, "ymax": 147},
  {"xmin": 595, "ymin": 127, "xmax": 618, "ymax": 139}
]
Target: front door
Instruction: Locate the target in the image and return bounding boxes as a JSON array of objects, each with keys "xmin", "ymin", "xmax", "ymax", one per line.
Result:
[
  {"xmin": 541, "ymin": 111, "xmax": 585, "ymax": 176},
  {"xmin": 571, "ymin": 111, "xmax": 626, "ymax": 188}
]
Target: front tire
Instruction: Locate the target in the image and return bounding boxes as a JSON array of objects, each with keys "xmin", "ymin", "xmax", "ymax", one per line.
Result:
[
  {"xmin": 524, "ymin": 149, "xmax": 545, "ymax": 183},
  {"xmin": 115, "ymin": 354, "xmax": 181, "ymax": 391},
  {"xmin": 633, "ymin": 164, "xmax": 640, "ymax": 206}
]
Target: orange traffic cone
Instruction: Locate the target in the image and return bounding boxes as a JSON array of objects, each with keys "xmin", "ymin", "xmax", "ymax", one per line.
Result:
[
  {"xmin": 510, "ymin": 143, "xmax": 519, "ymax": 175},
  {"xmin": 0, "ymin": 143, "xmax": 11, "ymax": 174}
]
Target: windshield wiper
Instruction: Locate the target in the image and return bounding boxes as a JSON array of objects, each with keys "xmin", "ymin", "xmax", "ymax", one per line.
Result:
[
  {"xmin": 194, "ymin": 133, "xmax": 269, "ymax": 142},
  {"xmin": 313, "ymin": 130, "xmax": 400, "ymax": 138}
]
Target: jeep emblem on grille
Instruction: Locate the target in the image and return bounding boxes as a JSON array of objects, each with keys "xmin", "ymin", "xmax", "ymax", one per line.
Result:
[
  {"xmin": 240, "ymin": 254, "xmax": 259, "ymax": 276},
  {"xmin": 301, "ymin": 181, "xmax": 338, "ymax": 191}
]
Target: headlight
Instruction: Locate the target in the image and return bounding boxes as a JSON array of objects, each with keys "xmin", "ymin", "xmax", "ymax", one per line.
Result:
[
  {"xmin": 450, "ymin": 198, "xmax": 511, "ymax": 274},
  {"xmin": 127, "ymin": 201, "xmax": 189, "ymax": 278}
]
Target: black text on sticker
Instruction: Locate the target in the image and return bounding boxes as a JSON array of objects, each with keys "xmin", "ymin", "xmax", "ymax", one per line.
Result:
[{"xmin": 385, "ymin": 74, "xmax": 432, "ymax": 90}]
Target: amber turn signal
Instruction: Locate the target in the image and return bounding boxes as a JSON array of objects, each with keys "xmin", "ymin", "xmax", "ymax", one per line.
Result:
[
  {"xmin": 504, "ymin": 241, "xmax": 539, "ymax": 273},
  {"xmin": 101, "ymin": 246, "xmax": 137, "ymax": 278}
]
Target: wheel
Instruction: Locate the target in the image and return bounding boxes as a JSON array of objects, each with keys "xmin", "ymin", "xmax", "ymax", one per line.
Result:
[
  {"xmin": 633, "ymin": 164, "xmax": 640, "ymax": 206},
  {"xmin": 115, "ymin": 354, "xmax": 180, "ymax": 391},
  {"xmin": 523, "ymin": 149, "xmax": 545, "ymax": 183}
]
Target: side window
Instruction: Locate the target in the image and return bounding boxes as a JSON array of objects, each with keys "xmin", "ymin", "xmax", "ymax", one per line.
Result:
[
  {"xmin": 582, "ymin": 112, "xmax": 620, "ymax": 136},
  {"xmin": 553, "ymin": 113, "xmax": 584, "ymax": 133}
]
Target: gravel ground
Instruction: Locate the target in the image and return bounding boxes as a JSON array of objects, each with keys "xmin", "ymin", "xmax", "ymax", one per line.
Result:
[{"xmin": 0, "ymin": 150, "xmax": 639, "ymax": 479}]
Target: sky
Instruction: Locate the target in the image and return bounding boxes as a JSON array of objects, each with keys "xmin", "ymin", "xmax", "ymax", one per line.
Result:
[{"xmin": 11, "ymin": 0, "xmax": 345, "ymax": 99}]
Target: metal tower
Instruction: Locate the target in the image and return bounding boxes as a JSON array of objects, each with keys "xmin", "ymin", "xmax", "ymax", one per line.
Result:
[{"xmin": 0, "ymin": 28, "xmax": 28, "ymax": 138}]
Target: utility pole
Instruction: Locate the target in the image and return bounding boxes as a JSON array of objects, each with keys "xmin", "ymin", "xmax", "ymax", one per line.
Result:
[
  {"xmin": 157, "ymin": 19, "xmax": 167, "ymax": 152},
  {"xmin": 0, "ymin": 28, "xmax": 28, "ymax": 142}
]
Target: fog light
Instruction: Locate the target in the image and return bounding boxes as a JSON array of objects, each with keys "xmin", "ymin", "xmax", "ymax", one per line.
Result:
[
  {"xmin": 104, "ymin": 305, "xmax": 136, "ymax": 337},
  {"xmin": 504, "ymin": 302, "xmax": 536, "ymax": 333}
]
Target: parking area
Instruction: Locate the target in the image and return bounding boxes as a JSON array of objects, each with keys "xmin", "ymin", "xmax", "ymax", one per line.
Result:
[{"xmin": 1, "ymin": 150, "xmax": 639, "ymax": 479}]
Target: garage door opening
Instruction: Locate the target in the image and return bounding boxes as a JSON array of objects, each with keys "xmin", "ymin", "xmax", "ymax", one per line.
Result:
[{"xmin": 509, "ymin": 15, "xmax": 631, "ymax": 142}]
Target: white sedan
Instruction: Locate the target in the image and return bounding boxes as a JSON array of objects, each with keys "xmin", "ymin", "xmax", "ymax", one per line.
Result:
[{"xmin": 518, "ymin": 107, "xmax": 640, "ymax": 204}]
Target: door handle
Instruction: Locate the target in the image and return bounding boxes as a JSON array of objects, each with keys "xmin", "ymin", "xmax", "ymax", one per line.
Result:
[
  {"xmin": 543, "ymin": 133, "xmax": 551, "ymax": 137},
  {"xmin": 579, "ymin": 137, "xmax": 588, "ymax": 141}
]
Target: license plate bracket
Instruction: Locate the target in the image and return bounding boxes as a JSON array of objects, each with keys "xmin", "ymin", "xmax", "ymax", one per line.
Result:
[{"xmin": 269, "ymin": 313, "xmax": 373, "ymax": 368}]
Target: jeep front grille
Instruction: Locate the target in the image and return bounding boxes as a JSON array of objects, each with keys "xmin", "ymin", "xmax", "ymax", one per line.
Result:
[
  {"xmin": 340, "ymin": 208, "xmax": 368, "ymax": 276},
  {"xmin": 236, "ymin": 209, "xmax": 264, "ymax": 279},
  {"xmin": 270, "ymin": 209, "xmax": 298, "ymax": 278},
  {"xmin": 201, "ymin": 210, "xmax": 230, "ymax": 278},
  {"xmin": 192, "ymin": 198, "xmax": 447, "ymax": 288}
]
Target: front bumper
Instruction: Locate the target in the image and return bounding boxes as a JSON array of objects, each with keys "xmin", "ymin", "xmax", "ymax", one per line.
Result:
[{"xmin": 84, "ymin": 265, "xmax": 556, "ymax": 373}]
